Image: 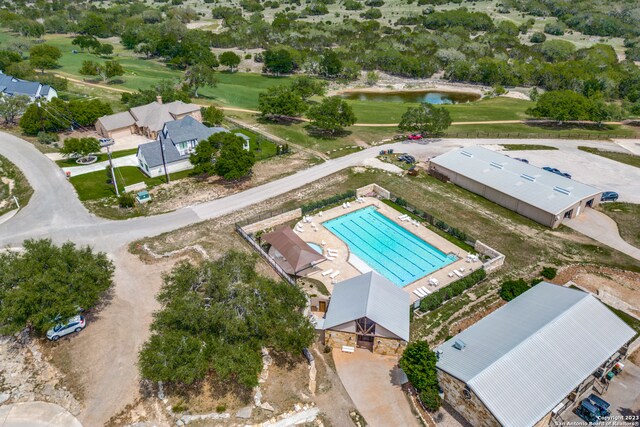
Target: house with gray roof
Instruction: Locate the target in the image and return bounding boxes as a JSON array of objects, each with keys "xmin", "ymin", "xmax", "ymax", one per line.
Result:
[
  {"xmin": 137, "ymin": 115, "xmax": 250, "ymax": 178},
  {"xmin": 95, "ymin": 96, "xmax": 202, "ymax": 139},
  {"xmin": 435, "ymin": 282, "xmax": 635, "ymax": 427},
  {"xmin": 322, "ymin": 271, "xmax": 410, "ymax": 355},
  {"xmin": 429, "ymin": 146, "xmax": 602, "ymax": 228},
  {"xmin": 0, "ymin": 72, "xmax": 57, "ymax": 102}
]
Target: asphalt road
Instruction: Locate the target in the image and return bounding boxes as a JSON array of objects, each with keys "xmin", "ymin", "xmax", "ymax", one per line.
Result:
[{"xmin": 2, "ymin": 133, "xmax": 639, "ymax": 252}]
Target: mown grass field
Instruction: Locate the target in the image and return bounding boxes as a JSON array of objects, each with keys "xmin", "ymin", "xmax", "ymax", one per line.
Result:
[
  {"xmin": 599, "ymin": 203, "xmax": 640, "ymax": 249},
  {"xmin": 578, "ymin": 146, "xmax": 640, "ymax": 168},
  {"xmin": 445, "ymin": 123, "xmax": 639, "ymax": 138},
  {"xmin": 55, "ymin": 148, "xmax": 138, "ymax": 168}
]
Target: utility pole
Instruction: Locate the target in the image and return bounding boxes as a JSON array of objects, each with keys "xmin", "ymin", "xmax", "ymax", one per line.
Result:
[{"xmin": 100, "ymin": 139, "xmax": 119, "ymax": 196}]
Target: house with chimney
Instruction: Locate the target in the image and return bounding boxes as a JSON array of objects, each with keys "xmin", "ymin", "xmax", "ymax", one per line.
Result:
[{"xmin": 95, "ymin": 96, "xmax": 201, "ymax": 140}]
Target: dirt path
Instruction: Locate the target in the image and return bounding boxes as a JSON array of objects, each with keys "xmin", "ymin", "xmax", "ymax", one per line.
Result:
[{"xmin": 53, "ymin": 246, "xmax": 183, "ymax": 427}]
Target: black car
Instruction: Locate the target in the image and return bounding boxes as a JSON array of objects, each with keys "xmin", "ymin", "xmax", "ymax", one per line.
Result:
[{"xmin": 601, "ymin": 191, "xmax": 619, "ymax": 202}]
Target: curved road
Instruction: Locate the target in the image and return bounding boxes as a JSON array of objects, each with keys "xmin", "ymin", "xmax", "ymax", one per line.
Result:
[{"xmin": 2, "ymin": 132, "xmax": 640, "ymax": 426}]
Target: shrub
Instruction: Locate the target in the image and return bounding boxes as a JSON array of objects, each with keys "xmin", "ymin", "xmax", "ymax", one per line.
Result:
[
  {"xmin": 301, "ymin": 190, "xmax": 356, "ymax": 214},
  {"xmin": 420, "ymin": 387, "xmax": 441, "ymax": 412},
  {"xmin": 361, "ymin": 8, "xmax": 382, "ymax": 19},
  {"xmin": 529, "ymin": 32, "xmax": 546, "ymax": 43},
  {"xmin": 37, "ymin": 131, "xmax": 59, "ymax": 144},
  {"xmin": 499, "ymin": 278, "xmax": 529, "ymax": 301},
  {"xmin": 419, "ymin": 269, "xmax": 486, "ymax": 312},
  {"xmin": 118, "ymin": 192, "xmax": 136, "ymax": 208},
  {"xmin": 540, "ymin": 266, "xmax": 557, "ymax": 280},
  {"xmin": 544, "ymin": 22, "xmax": 565, "ymax": 36}
]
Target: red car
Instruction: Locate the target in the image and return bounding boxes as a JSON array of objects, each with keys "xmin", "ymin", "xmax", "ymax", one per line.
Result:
[{"xmin": 407, "ymin": 134, "xmax": 423, "ymax": 140}]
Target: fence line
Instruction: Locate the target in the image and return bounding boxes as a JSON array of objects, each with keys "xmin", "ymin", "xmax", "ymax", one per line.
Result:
[
  {"xmin": 236, "ymin": 207, "xmax": 294, "ymax": 228},
  {"xmin": 443, "ymin": 131, "xmax": 637, "ymax": 140},
  {"xmin": 236, "ymin": 224, "xmax": 296, "ymax": 286}
]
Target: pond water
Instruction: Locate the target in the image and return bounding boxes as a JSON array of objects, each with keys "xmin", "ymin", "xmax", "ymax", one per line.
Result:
[{"xmin": 338, "ymin": 90, "xmax": 481, "ymax": 104}]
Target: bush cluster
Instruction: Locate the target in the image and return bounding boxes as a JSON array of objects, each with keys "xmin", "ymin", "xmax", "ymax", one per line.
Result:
[
  {"xmin": 540, "ymin": 266, "xmax": 557, "ymax": 279},
  {"xmin": 301, "ymin": 190, "xmax": 356, "ymax": 214},
  {"xmin": 419, "ymin": 269, "xmax": 486, "ymax": 312},
  {"xmin": 499, "ymin": 278, "xmax": 529, "ymax": 301}
]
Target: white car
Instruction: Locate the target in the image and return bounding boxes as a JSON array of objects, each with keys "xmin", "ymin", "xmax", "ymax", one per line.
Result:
[{"xmin": 46, "ymin": 315, "xmax": 86, "ymax": 341}]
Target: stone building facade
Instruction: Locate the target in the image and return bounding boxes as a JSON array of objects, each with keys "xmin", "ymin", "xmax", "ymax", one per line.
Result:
[
  {"xmin": 324, "ymin": 329, "xmax": 407, "ymax": 356},
  {"xmin": 437, "ymin": 370, "xmax": 501, "ymax": 427}
]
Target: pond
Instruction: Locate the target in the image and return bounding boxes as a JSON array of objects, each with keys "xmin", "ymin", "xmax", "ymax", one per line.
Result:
[{"xmin": 338, "ymin": 90, "xmax": 481, "ymax": 104}]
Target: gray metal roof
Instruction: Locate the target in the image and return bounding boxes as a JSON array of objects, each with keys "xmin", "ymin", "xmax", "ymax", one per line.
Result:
[
  {"xmin": 323, "ymin": 271, "xmax": 410, "ymax": 341},
  {"xmin": 138, "ymin": 116, "xmax": 227, "ymax": 168},
  {"xmin": 0, "ymin": 73, "xmax": 51, "ymax": 98},
  {"xmin": 436, "ymin": 282, "xmax": 635, "ymax": 427},
  {"xmin": 430, "ymin": 146, "xmax": 601, "ymax": 215}
]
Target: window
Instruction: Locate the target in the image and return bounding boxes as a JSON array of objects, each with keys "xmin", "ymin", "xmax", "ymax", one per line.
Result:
[{"xmin": 356, "ymin": 317, "xmax": 376, "ymax": 336}]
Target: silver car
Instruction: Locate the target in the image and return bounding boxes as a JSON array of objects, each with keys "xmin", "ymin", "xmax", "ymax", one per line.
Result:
[{"xmin": 46, "ymin": 315, "xmax": 86, "ymax": 341}]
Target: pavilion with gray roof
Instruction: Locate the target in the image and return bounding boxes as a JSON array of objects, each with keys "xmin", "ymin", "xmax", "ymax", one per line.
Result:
[
  {"xmin": 323, "ymin": 271, "xmax": 410, "ymax": 355},
  {"xmin": 435, "ymin": 282, "xmax": 635, "ymax": 427},
  {"xmin": 429, "ymin": 146, "xmax": 602, "ymax": 228}
]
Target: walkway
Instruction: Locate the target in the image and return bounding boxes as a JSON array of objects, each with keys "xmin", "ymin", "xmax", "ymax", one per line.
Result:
[
  {"xmin": 61, "ymin": 155, "xmax": 138, "ymax": 177},
  {"xmin": 0, "ymin": 402, "xmax": 82, "ymax": 427},
  {"xmin": 564, "ymin": 209, "xmax": 640, "ymax": 262},
  {"xmin": 332, "ymin": 348, "xmax": 421, "ymax": 427}
]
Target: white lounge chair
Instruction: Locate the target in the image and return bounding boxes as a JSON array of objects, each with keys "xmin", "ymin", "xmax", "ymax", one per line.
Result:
[
  {"xmin": 398, "ymin": 214, "xmax": 408, "ymax": 220},
  {"xmin": 429, "ymin": 278, "xmax": 439, "ymax": 286},
  {"xmin": 453, "ymin": 269, "xmax": 464, "ymax": 278},
  {"xmin": 321, "ymin": 240, "xmax": 326, "ymax": 246},
  {"xmin": 325, "ymin": 256, "xmax": 336, "ymax": 261},
  {"xmin": 321, "ymin": 269, "xmax": 334, "ymax": 277},
  {"xmin": 329, "ymin": 270, "xmax": 340, "ymax": 279},
  {"xmin": 448, "ymin": 272, "xmax": 454, "ymax": 278},
  {"xmin": 413, "ymin": 289, "xmax": 426, "ymax": 298},
  {"xmin": 342, "ymin": 203, "xmax": 348, "ymax": 209},
  {"xmin": 419, "ymin": 286, "xmax": 431, "ymax": 295},
  {"xmin": 346, "ymin": 202, "xmax": 351, "ymax": 207},
  {"xmin": 318, "ymin": 211, "xmax": 323, "ymax": 217}
]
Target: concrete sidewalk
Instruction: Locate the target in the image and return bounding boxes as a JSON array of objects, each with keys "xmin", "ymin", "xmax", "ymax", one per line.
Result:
[
  {"xmin": 565, "ymin": 209, "xmax": 640, "ymax": 262},
  {"xmin": 62, "ymin": 155, "xmax": 138, "ymax": 177},
  {"xmin": 0, "ymin": 402, "xmax": 82, "ymax": 427}
]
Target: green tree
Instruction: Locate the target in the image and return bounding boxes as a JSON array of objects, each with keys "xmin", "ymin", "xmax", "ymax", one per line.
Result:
[
  {"xmin": 29, "ymin": 44, "xmax": 62, "ymax": 73},
  {"xmin": 79, "ymin": 60, "xmax": 100, "ymax": 77},
  {"xmin": 95, "ymin": 43, "xmax": 114, "ymax": 57},
  {"xmin": 258, "ymin": 85, "xmax": 308, "ymax": 119},
  {"xmin": 499, "ymin": 278, "xmax": 530, "ymax": 301},
  {"xmin": 219, "ymin": 51, "xmax": 241, "ymax": 71},
  {"xmin": 72, "ymin": 35, "xmax": 100, "ymax": 52},
  {"xmin": 398, "ymin": 103, "xmax": 452, "ymax": 136},
  {"xmin": 526, "ymin": 90, "xmax": 596, "ymax": 123},
  {"xmin": 307, "ymin": 96, "xmax": 356, "ymax": 134},
  {"xmin": 189, "ymin": 133, "xmax": 220, "ymax": 176},
  {"xmin": 420, "ymin": 387, "xmax": 442, "ymax": 412},
  {"xmin": 103, "ymin": 60, "xmax": 124, "ymax": 81},
  {"xmin": 0, "ymin": 239, "xmax": 114, "ymax": 336},
  {"xmin": 60, "ymin": 137, "xmax": 101, "ymax": 159},
  {"xmin": 138, "ymin": 251, "xmax": 313, "ymax": 387},
  {"xmin": 289, "ymin": 76, "xmax": 328, "ymax": 100},
  {"xmin": 201, "ymin": 105, "xmax": 224, "ymax": 126},
  {"xmin": 319, "ymin": 50, "xmax": 343, "ymax": 78},
  {"xmin": 214, "ymin": 134, "xmax": 256, "ymax": 180},
  {"xmin": 263, "ymin": 48, "xmax": 294, "ymax": 75},
  {"xmin": 0, "ymin": 94, "xmax": 30, "ymax": 124},
  {"xmin": 399, "ymin": 341, "xmax": 439, "ymax": 395},
  {"xmin": 184, "ymin": 63, "xmax": 218, "ymax": 97},
  {"xmin": 5, "ymin": 62, "xmax": 35, "ymax": 80}
]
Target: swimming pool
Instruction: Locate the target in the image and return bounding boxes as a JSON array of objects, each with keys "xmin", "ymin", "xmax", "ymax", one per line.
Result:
[
  {"xmin": 308, "ymin": 242, "xmax": 323, "ymax": 254},
  {"xmin": 323, "ymin": 206, "xmax": 456, "ymax": 287}
]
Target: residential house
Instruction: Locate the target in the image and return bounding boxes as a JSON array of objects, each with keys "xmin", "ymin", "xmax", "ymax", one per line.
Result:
[
  {"xmin": 435, "ymin": 282, "xmax": 635, "ymax": 427},
  {"xmin": 95, "ymin": 96, "xmax": 201, "ymax": 139},
  {"xmin": 0, "ymin": 72, "xmax": 57, "ymax": 102}
]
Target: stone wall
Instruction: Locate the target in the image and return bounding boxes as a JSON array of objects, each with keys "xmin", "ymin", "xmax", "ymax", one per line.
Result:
[
  {"xmin": 437, "ymin": 370, "xmax": 500, "ymax": 427},
  {"xmin": 474, "ymin": 240, "xmax": 505, "ymax": 273},
  {"xmin": 356, "ymin": 184, "xmax": 390, "ymax": 199},
  {"xmin": 325, "ymin": 330, "xmax": 356, "ymax": 349},
  {"xmin": 534, "ymin": 411, "xmax": 553, "ymax": 427},
  {"xmin": 373, "ymin": 337, "xmax": 407, "ymax": 356},
  {"xmin": 242, "ymin": 208, "xmax": 302, "ymax": 234}
]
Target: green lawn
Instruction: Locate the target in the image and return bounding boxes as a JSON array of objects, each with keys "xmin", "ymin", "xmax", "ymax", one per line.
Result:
[
  {"xmin": 578, "ymin": 146, "xmax": 640, "ymax": 168},
  {"xmin": 55, "ymin": 148, "xmax": 138, "ymax": 168},
  {"xmin": 69, "ymin": 166, "xmax": 191, "ymax": 201},
  {"xmin": 231, "ymin": 128, "xmax": 278, "ymax": 160},
  {"xmin": 345, "ymin": 96, "xmax": 533, "ymax": 124},
  {"xmin": 500, "ymin": 144, "xmax": 559, "ymax": 151},
  {"xmin": 445, "ymin": 123, "xmax": 638, "ymax": 139}
]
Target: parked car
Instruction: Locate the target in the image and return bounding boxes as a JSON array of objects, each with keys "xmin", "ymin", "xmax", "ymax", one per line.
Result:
[
  {"xmin": 542, "ymin": 166, "xmax": 571, "ymax": 179},
  {"xmin": 601, "ymin": 191, "xmax": 619, "ymax": 202},
  {"xmin": 514, "ymin": 158, "xmax": 529, "ymax": 163},
  {"xmin": 46, "ymin": 315, "xmax": 86, "ymax": 341},
  {"xmin": 407, "ymin": 134, "xmax": 422, "ymax": 140},
  {"xmin": 586, "ymin": 394, "xmax": 610, "ymax": 418},
  {"xmin": 398, "ymin": 154, "xmax": 416, "ymax": 164},
  {"xmin": 575, "ymin": 399, "xmax": 600, "ymax": 424}
]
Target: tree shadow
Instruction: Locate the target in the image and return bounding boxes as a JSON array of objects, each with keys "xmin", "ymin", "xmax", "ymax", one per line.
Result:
[
  {"xmin": 256, "ymin": 115, "xmax": 304, "ymax": 126},
  {"xmin": 522, "ymin": 120, "xmax": 617, "ymax": 132},
  {"xmin": 304, "ymin": 125, "xmax": 352, "ymax": 139},
  {"xmin": 107, "ymin": 78, "xmax": 125, "ymax": 85}
]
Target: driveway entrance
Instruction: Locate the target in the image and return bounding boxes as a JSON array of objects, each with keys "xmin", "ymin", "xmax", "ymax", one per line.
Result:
[{"xmin": 333, "ymin": 348, "xmax": 421, "ymax": 427}]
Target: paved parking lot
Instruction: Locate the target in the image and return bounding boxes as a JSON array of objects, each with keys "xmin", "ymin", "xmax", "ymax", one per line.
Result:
[
  {"xmin": 561, "ymin": 361, "xmax": 640, "ymax": 425},
  {"xmin": 499, "ymin": 148, "xmax": 640, "ymax": 204}
]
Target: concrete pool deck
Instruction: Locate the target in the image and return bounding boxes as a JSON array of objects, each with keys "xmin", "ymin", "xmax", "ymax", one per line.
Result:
[{"xmin": 297, "ymin": 197, "xmax": 482, "ymax": 303}]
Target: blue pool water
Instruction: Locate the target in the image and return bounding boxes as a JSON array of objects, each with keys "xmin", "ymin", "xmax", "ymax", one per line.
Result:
[
  {"xmin": 308, "ymin": 242, "xmax": 323, "ymax": 254},
  {"xmin": 323, "ymin": 206, "xmax": 456, "ymax": 287}
]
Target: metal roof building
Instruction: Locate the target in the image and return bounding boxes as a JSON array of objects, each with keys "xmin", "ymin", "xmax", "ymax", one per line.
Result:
[
  {"xmin": 262, "ymin": 226, "xmax": 326, "ymax": 275},
  {"xmin": 429, "ymin": 146, "xmax": 602, "ymax": 228},
  {"xmin": 324, "ymin": 271, "xmax": 410, "ymax": 342},
  {"xmin": 436, "ymin": 282, "xmax": 635, "ymax": 427}
]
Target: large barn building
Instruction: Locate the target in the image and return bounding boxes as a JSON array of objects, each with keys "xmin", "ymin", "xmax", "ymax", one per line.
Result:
[
  {"xmin": 435, "ymin": 283, "xmax": 634, "ymax": 427},
  {"xmin": 429, "ymin": 146, "xmax": 602, "ymax": 228}
]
